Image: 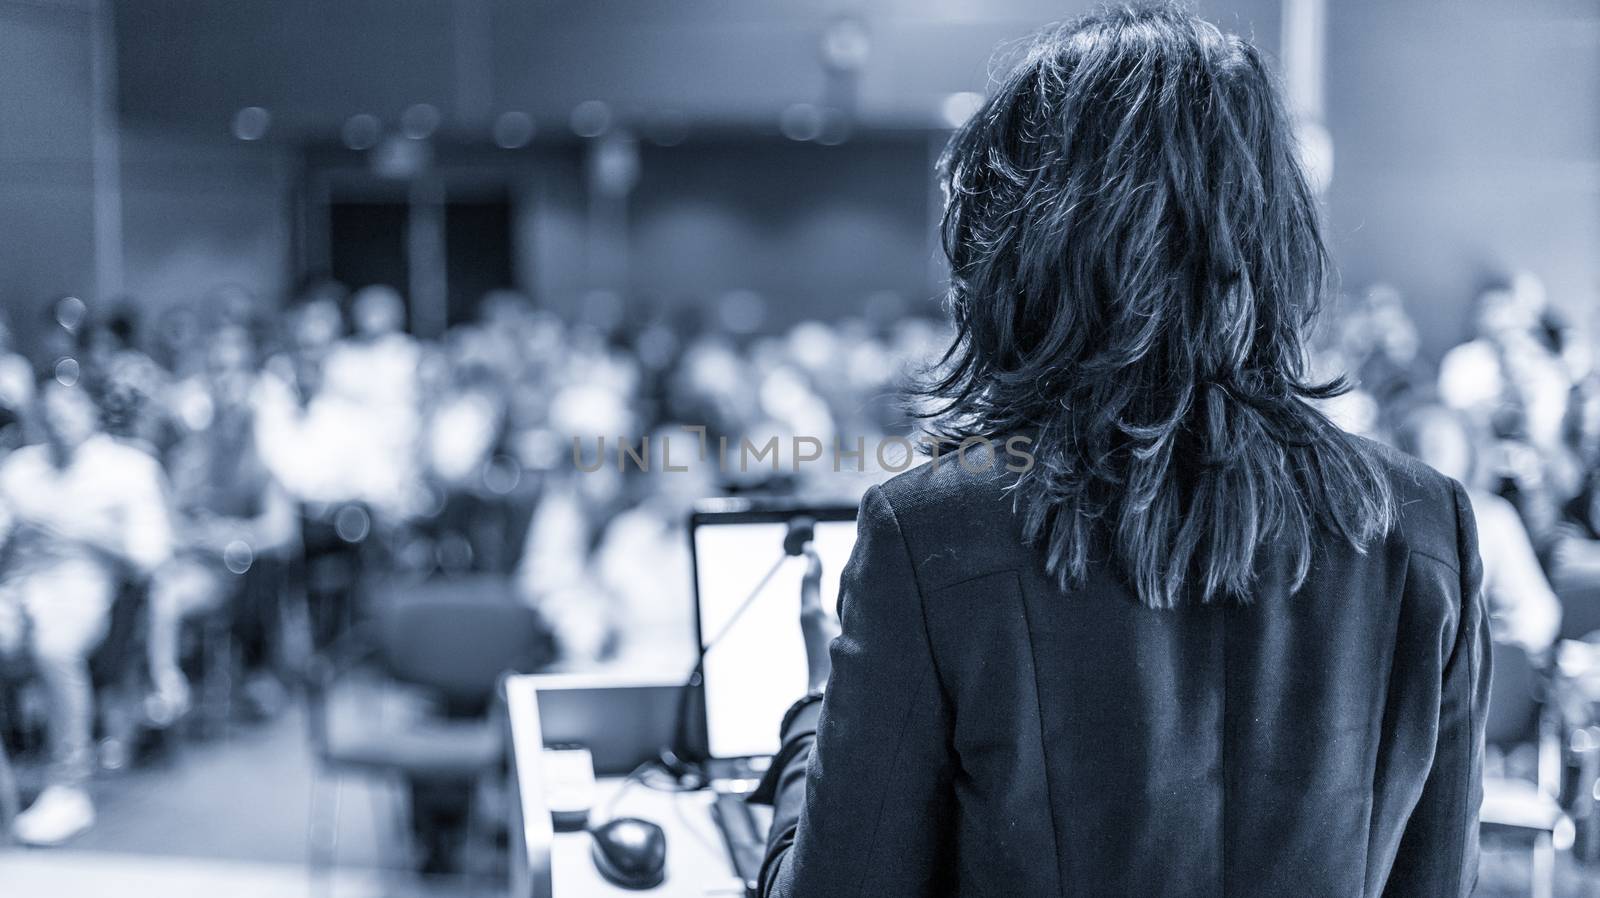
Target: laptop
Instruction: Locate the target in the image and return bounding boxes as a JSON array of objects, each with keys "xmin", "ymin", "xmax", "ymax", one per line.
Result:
[
  {"xmin": 520, "ymin": 672, "xmax": 684, "ymax": 776},
  {"xmin": 688, "ymin": 497, "xmax": 859, "ymax": 772},
  {"xmin": 688, "ymin": 498, "xmax": 860, "ymax": 894}
]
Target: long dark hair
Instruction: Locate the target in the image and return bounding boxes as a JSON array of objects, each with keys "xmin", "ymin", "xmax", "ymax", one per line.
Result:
[{"xmin": 921, "ymin": 4, "xmax": 1394, "ymax": 608}]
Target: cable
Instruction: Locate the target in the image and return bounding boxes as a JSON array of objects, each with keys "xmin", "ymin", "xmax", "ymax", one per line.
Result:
[{"xmin": 598, "ymin": 756, "xmax": 707, "ymax": 826}]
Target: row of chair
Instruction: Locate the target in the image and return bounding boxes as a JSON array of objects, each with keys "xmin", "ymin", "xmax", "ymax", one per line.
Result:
[
  {"xmin": 304, "ymin": 576, "xmax": 554, "ymax": 883},
  {"xmin": 1482, "ymin": 638, "xmax": 1600, "ymax": 898}
]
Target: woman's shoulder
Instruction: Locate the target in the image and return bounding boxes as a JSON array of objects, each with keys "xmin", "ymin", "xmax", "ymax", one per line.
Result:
[
  {"xmin": 877, "ymin": 439, "xmax": 1018, "ymax": 511},
  {"xmin": 869, "ymin": 444, "xmax": 1029, "ymax": 591},
  {"xmin": 1348, "ymin": 434, "xmax": 1469, "ymax": 574},
  {"xmin": 872, "ymin": 433, "xmax": 1472, "ymax": 582}
]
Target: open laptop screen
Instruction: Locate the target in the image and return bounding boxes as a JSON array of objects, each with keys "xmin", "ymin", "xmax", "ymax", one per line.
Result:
[{"xmin": 690, "ymin": 503, "xmax": 858, "ymax": 760}]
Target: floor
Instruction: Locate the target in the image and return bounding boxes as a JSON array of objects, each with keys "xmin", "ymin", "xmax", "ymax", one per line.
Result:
[
  {"xmin": 48, "ymin": 682, "xmax": 392, "ymax": 866},
  {"xmin": 0, "ymin": 676, "xmax": 491, "ymax": 898},
  {"xmin": 0, "ymin": 851, "xmax": 388, "ymax": 898},
  {"xmin": 1477, "ymin": 848, "xmax": 1600, "ymax": 897}
]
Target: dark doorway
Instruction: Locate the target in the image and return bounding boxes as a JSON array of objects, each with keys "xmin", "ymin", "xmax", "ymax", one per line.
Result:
[
  {"xmin": 444, "ymin": 197, "xmax": 515, "ymax": 327},
  {"xmin": 328, "ymin": 201, "xmax": 410, "ymax": 326}
]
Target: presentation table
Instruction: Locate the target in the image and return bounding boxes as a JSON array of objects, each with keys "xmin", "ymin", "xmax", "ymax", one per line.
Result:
[{"xmin": 549, "ymin": 778, "xmax": 750, "ymax": 897}]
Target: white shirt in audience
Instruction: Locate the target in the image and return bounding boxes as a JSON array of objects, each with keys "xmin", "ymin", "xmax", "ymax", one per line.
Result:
[
  {"xmin": 1470, "ymin": 488, "xmax": 1562, "ymax": 655},
  {"xmin": 254, "ymin": 334, "xmax": 426, "ymax": 518},
  {"xmin": 0, "ymin": 435, "xmax": 174, "ymax": 578}
]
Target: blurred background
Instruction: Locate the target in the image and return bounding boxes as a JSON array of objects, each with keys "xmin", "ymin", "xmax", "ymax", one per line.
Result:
[{"xmin": 0, "ymin": 0, "xmax": 1597, "ymax": 896}]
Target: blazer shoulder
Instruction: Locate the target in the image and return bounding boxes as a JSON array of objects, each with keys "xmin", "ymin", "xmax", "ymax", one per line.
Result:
[
  {"xmin": 871, "ymin": 447, "xmax": 1028, "ymax": 590},
  {"xmin": 1354, "ymin": 435, "xmax": 1466, "ymax": 572},
  {"xmin": 866, "ymin": 433, "xmax": 1470, "ymax": 588}
]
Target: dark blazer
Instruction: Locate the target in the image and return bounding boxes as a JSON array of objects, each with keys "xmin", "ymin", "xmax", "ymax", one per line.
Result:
[{"xmin": 755, "ymin": 439, "xmax": 1489, "ymax": 897}]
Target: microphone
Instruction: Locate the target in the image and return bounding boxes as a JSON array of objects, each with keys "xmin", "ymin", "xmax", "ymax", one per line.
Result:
[{"xmin": 783, "ymin": 516, "xmax": 815, "ymax": 557}]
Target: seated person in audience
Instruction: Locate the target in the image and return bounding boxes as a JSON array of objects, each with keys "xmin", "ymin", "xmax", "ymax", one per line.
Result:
[
  {"xmin": 0, "ymin": 311, "xmax": 33, "ymax": 450},
  {"xmin": 256, "ymin": 285, "xmax": 424, "ymax": 521},
  {"xmin": 1439, "ymin": 281, "xmax": 1567, "ymax": 443},
  {"xmin": 1396, "ymin": 405, "xmax": 1561, "ymax": 655},
  {"xmin": 517, "ymin": 427, "xmax": 708, "ymax": 672},
  {"xmin": 148, "ymin": 324, "xmax": 296, "ymax": 721},
  {"xmin": 77, "ymin": 306, "xmax": 175, "ymax": 456},
  {"xmin": 419, "ymin": 336, "xmax": 516, "ymax": 573},
  {"xmin": 1439, "ymin": 280, "xmax": 1585, "ymax": 553},
  {"xmin": 319, "ymin": 284, "xmax": 426, "ymax": 522},
  {"xmin": 1539, "ymin": 376, "xmax": 1600, "ymax": 636},
  {"xmin": 0, "ymin": 372, "xmax": 173, "ymax": 846},
  {"xmin": 260, "ymin": 287, "xmax": 344, "ymax": 412},
  {"xmin": 514, "ymin": 371, "xmax": 636, "ymax": 665},
  {"xmin": 1558, "ymin": 378, "xmax": 1600, "ymax": 542},
  {"xmin": 587, "ymin": 429, "xmax": 712, "ymax": 671},
  {"xmin": 516, "ymin": 461, "xmax": 620, "ymax": 664},
  {"xmin": 1340, "ymin": 284, "xmax": 1430, "ymax": 435}
]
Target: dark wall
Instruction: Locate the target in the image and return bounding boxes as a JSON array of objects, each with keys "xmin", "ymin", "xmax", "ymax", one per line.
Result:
[
  {"xmin": 102, "ymin": 0, "xmax": 1284, "ymax": 336},
  {"xmin": 0, "ymin": 1, "xmax": 291, "ymax": 343},
  {"xmin": 113, "ymin": 0, "xmax": 1280, "ymax": 134},
  {"xmin": 89, "ymin": 0, "xmax": 1600, "ymax": 359},
  {"xmin": 508, "ymin": 137, "xmax": 939, "ymax": 329},
  {"xmin": 626, "ymin": 137, "xmax": 940, "ymax": 327},
  {"xmin": 119, "ymin": 131, "xmax": 290, "ymax": 313},
  {"xmin": 0, "ymin": 0, "xmax": 97, "ymax": 345},
  {"xmin": 1324, "ymin": 0, "xmax": 1600, "ymax": 356}
]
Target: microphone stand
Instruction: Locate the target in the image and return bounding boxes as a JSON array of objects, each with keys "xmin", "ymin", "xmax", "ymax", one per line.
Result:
[{"xmin": 666, "ymin": 516, "xmax": 817, "ymax": 780}]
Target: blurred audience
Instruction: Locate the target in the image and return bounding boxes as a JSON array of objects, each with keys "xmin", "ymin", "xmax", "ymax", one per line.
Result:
[
  {"xmin": 0, "ymin": 277, "xmax": 950, "ymax": 850},
  {"xmin": 151, "ymin": 323, "xmax": 297, "ymax": 722},
  {"xmin": 1393, "ymin": 404, "xmax": 1562, "ymax": 655},
  {"xmin": 0, "ymin": 313, "xmax": 33, "ymax": 453},
  {"xmin": 1316, "ymin": 271, "xmax": 1600, "ymax": 654},
  {"xmin": 0, "ymin": 265, "xmax": 1594, "ymax": 856},
  {"xmin": 0, "ymin": 372, "xmax": 173, "ymax": 845}
]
